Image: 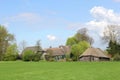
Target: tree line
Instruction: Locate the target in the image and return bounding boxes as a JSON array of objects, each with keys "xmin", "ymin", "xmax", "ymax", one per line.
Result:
[
  {"xmin": 0, "ymin": 25, "xmax": 43, "ymax": 61},
  {"xmin": 0, "ymin": 24, "xmax": 120, "ymax": 61},
  {"xmin": 66, "ymin": 25, "xmax": 120, "ymax": 61}
]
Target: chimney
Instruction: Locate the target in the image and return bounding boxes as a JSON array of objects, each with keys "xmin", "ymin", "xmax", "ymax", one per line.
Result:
[{"xmin": 59, "ymin": 45, "xmax": 64, "ymax": 48}]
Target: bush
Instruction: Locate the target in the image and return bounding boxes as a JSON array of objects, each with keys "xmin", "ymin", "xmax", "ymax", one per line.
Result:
[
  {"xmin": 66, "ymin": 54, "xmax": 72, "ymax": 61},
  {"xmin": 3, "ymin": 54, "xmax": 18, "ymax": 61},
  {"xmin": 22, "ymin": 50, "xmax": 42, "ymax": 61},
  {"xmin": 3, "ymin": 44, "xmax": 18, "ymax": 61},
  {"xmin": 72, "ymin": 56, "xmax": 78, "ymax": 61},
  {"xmin": 59, "ymin": 59, "xmax": 66, "ymax": 62},
  {"xmin": 32, "ymin": 53, "xmax": 42, "ymax": 61},
  {"xmin": 49, "ymin": 57, "xmax": 56, "ymax": 62},
  {"xmin": 113, "ymin": 54, "xmax": 120, "ymax": 61},
  {"xmin": 22, "ymin": 50, "xmax": 34, "ymax": 61},
  {"xmin": 45, "ymin": 55, "xmax": 56, "ymax": 61}
]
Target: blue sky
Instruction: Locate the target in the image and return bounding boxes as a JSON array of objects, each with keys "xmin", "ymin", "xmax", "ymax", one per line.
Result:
[{"xmin": 0, "ymin": 0, "xmax": 120, "ymax": 49}]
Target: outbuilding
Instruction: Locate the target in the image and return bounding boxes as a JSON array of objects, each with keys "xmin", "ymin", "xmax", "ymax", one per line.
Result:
[{"xmin": 79, "ymin": 47, "xmax": 110, "ymax": 61}]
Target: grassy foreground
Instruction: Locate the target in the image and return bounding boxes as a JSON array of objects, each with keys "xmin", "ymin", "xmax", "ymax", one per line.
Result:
[{"xmin": 0, "ymin": 61, "xmax": 120, "ymax": 80}]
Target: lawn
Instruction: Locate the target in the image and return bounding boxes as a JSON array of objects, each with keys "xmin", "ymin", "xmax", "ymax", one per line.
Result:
[{"xmin": 0, "ymin": 61, "xmax": 120, "ymax": 80}]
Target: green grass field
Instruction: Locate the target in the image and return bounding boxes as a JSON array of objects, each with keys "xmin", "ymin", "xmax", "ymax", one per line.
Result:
[{"xmin": 0, "ymin": 61, "xmax": 120, "ymax": 80}]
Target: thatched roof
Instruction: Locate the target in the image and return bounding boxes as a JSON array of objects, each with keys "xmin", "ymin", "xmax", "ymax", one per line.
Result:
[
  {"xmin": 59, "ymin": 45, "xmax": 71, "ymax": 54},
  {"xmin": 80, "ymin": 47, "xmax": 109, "ymax": 58},
  {"xmin": 46, "ymin": 48, "xmax": 64, "ymax": 56},
  {"xmin": 45, "ymin": 46, "xmax": 71, "ymax": 56},
  {"xmin": 22, "ymin": 46, "xmax": 42, "ymax": 54}
]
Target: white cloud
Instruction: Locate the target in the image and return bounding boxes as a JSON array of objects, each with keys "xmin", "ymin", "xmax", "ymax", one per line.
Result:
[
  {"xmin": 90, "ymin": 6, "xmax": 120, "ymax": 24},
  {"xmin": 86, "ymin": 6, "xmax": 120, "ymax": 49},
  {"xmin": 86, "ymin": 21, "xmax": 107, "ymax": 37},
  {"xmin": 67, "ymin": 6, "xmax": 120, "ymax": 49},
  {"xmin": 47, "ymin": 35, "xmax": 57, "ymax": 41},
  {"xmin": 68, "ymin": 6, "xmax": 120, "ymax": 37},
  {"xmin": 86, "ymin": 6, "xmax": 120, "ymax": 37}
]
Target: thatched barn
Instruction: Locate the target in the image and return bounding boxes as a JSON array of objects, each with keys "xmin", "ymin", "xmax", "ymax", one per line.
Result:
[{"xmin": 79, "ymin": 47, "xmax": 110, "ymax": 61}]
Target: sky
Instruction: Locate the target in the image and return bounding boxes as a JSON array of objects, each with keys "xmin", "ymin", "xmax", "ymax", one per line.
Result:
[{"xmin": 0, "ymin": 0, "xmax": 120, "ymax": 49}]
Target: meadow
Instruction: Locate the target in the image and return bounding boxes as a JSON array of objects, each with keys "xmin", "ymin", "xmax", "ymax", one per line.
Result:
[{"xmin": 0, "ymin": 61, "xmax": 120, "ymax": 80}]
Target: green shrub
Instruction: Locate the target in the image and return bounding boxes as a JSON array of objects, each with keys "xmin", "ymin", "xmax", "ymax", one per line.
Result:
[
  {"xmin": 32, "ymin": 53, "xmax": 42, "ymax": 61},
  {"xmin": 113, "ymin": 54, "xmax": 120, "ymax": 61},
  {"xmin": 3, "ymin": 44, "xmax": 18, "ymax": 61},
  {"xmin": 58, "ymin": 59, "xmax": 66, "ymax": 62},
  {"xmin": 22, "ymin": 50, "xmax": 42, "ymax": 61},
  {"xmin": 22, "ymin": 50, "xmax": 34, "ymax": 61},
  {"xmin": 49, "ymin": 57, "xmax": 56, "ymax": 62},
  {"xmin": 66, "ymin": 54, "xmax": 72, "ymax": 61},
  {"xmin": 3, "ymin": 54, "xmax": 18, "ymax": 61}
]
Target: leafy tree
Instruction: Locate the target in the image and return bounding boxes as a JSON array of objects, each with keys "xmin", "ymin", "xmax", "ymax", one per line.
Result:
[
  {"xmin": 66, "ymin": 37, "xmax": 77, "ymax": 46},
  {"xmin": 66, "ymin": 28, "xmax": 94, "ymax": 46},
  {"xmin": 78, "ymin": 41, "xmax": 90, "ymax": 53},
  {"xmin": 4, "ymin": 43, "xmax": 18, "ymax": 61},
  {"xmin": 71, "ymin": 44, "xmax": 81, "ymax": 61},
  {"xmin": 71, "ymin": 41, "xmax": 90, "ymax": 61},
  {"xmin": 66, "ymin": 28, "xmax": 93, "ymax": 61},
  {"xmin": 0, "ymin": 25, "xmax": 15, "ymax": 60},
  {"xmin": 107, "ymin": 40, "xmax": 120, "ymax": 57}
]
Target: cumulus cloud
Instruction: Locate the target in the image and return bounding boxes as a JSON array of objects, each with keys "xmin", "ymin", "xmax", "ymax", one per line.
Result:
[
  {"xmin": 86, "ymin": 6, "xmax": 120, "ymax": 48},
  {"xmin": 90, "ymin": 6, "xmax": 120, "ymax": 24},
  {"xmin": 47, "ymin": 35, "xmax": 57, "ymax": 41},
  {"xmin": 68, "ymin": 6, "xmax": 120, "ymax": 37},
  {"xmin": 86, "ymin": 21, "xmax": 108, "ymax": 37},
  {"xmin": 67, "ymin": 6, "xmax": 120, "ymax": 49},
  {"xmin": 85, "ymin": 6, "xmax": 120, "ymax": 37}
]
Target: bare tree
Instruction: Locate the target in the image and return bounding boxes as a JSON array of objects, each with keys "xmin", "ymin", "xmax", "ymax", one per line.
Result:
[
  {"xmin": 77, "ymin": 28, "xmax": 88, "ymax": 35},
  {"xmin": 103, "ymin": 25, "xmax": 120, "ymax": 44},
  {"xmin": 76, "ymin": 28, "xmax": 94, "ymax": 45},
  {"xmin": 19, "ymin": 40, "xmax": 27, "ymax": 53},
  {"xmin": 36, "ymin": 40, "xmax": 42, "ymax": 51}
]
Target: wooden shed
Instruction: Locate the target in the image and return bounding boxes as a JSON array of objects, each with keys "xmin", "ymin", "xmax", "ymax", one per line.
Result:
[{"xmin": 79, "ymin": 47, "xmax": 110, "ymax": 61}]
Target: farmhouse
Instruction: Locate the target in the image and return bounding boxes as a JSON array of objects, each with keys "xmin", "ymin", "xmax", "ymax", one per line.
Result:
[
  {"xmin": 44, "ymin": 46, "xmax": 71, "ymax": 61},
  {"xmin": 79, "ymin": 47, "xmax": 110, "ymax": 61}
]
